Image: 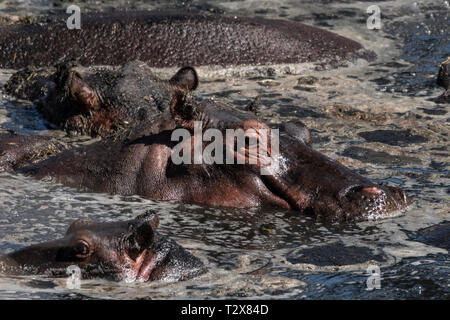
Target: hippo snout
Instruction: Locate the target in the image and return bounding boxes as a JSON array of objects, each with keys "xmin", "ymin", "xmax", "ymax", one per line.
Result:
[
  {"xmin": 267, "ymin": 139, "xmax": 412, "ymax": 222},
  {"xmin": 304, "ymin": 183, "xmax": 411, "ymax": 222},
  {"xmin": 338, "ymin": 184, "xmax": 411, "ymax": 221}
]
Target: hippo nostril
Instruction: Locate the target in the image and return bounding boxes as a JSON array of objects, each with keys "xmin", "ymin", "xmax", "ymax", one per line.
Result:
[
  {"xmin": 361, "ymin": 187, "xmax": 383, "ymax": 195},
  {"xmin": 340, "ymin": 185, "xmax": 384, "ymax": 201}
]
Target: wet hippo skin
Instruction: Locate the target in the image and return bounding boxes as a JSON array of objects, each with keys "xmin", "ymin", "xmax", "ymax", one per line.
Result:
[
  {"xmin": 0, "ymin": 64, "xmax": 411, "ymax": 222},
  {"xmin": 0, "ymin": 11, "xmax": 375, "ymax": 69},
  {"xmin": 4, "ymin": 61, "xmax": 198, "ymax": 137},
  {"xmin": 0, "ymin": 133, "xmax": 67, "ymax": 172},
  {"xmin": 411, "ymin": 222, "xmax": 450, "ymax": 251},
  {"xmin": 0, "ymin": 211, "xmax": 206, "ymax": 282},
  {"xmin": 287, "ymin": 243, "xmax": 386, "ymax": 267}
]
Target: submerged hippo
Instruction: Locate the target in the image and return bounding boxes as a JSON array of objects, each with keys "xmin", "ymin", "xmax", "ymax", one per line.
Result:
[
  {"xmin": 435, "ymin": 57, "xmax": 449, "ymax": 103},
  {"xmin": 4, "ymin": 61, "xmax": 198, "ymax": 137},
  {"xmin": 0, "ymin": 66, "xmax": 411, "ymax": 222},
  {"xmin": 0, "ymin": 11, "xmax": 375, "ymax": 69},
  {"xmin": 0, "ymin": 211, "xmax": 206, "ymax": 282}
]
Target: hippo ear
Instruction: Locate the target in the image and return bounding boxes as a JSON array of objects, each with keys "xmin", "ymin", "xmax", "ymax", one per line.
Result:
[
  {"xmin": 169, "ymin": 91, "xmax": 199, "ymax": 130},
  {"xmin": 66, "ymin": 218, "xmax": 95, "ymax": 235},
  {"xmin": 245, "ymin": 96, "xmax": 261, "ymax": 114},
  {"xmin": 131, "ymin": 212, "xmax": 160, "ymax": 250},
  {"xmin": 169, "ymin": 66, "xmax": 199, "ymax": 91},
  {"xmin": 56, "ymin": 62, "xmax": 100, "ymax": 112},
  {"xmin": 68, "ymin": 73, "xmax": 101, "ymax": 112},
  {"xmin": 282, "ymin": 121, "xmax": 312, "ymax": 147},
  {"xmin": 135, "ymin": 211, "xmax": 160, "ymax": 231}
]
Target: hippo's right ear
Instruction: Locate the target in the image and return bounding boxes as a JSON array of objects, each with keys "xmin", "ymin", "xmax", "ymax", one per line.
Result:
[
  {"xmin": 169, "ymin": 90, "xmax": 199, "ymax": 131},
  {"xmin": 169, "ymin": 66, "xmax": 199, "ymax": 92},
  {"xmin": 281, "ymin": 121, "xmax": 312, "ymax": 147},
  {"xmin": 66, "ymin": 218, "xmax": 95, "ymax": 235},
  {"xmin": 130, "ymin": 212, "xmax": 160, "ymax": 250},
  {"xmin": 135, "ymin": 211, "xmax": 160, "ymax": 231}
]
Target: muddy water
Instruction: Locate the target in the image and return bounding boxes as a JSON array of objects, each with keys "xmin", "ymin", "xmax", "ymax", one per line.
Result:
[{"xmin": 0, "ymin": 0, "xmax": 448, "ymax": 299}]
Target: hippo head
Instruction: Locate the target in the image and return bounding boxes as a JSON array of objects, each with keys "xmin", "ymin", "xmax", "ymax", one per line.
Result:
[
  {"xmin": 20, "ymin": 61, "xmax": 198, "ymax": 137},
  {"xmin": 4, "ymin": 212, "xmax": 205, "ymax": 282},
  {"xmin": 169, "ymin": 93, "xmax": 411, "ymax": 222}
]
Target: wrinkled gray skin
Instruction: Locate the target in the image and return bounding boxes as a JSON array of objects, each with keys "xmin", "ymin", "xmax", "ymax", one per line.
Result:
[
  {"xmin": 0, "ymin": 211, "xmax": 206, "ymax": 282},
  {"xmin": 4, "ymin": 61, "xmax": 197, "ymax": 137},
  {"xmin": 0, "ymin": 64, "xmax": 410, "ymax": 222}
]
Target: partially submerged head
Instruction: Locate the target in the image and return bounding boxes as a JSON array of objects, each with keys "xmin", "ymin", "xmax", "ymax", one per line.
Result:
[
  {"xmin": 3, "ymin": 211, "xmax": 205, "ymax": 282},
  {"xmin": 169, "ymin": 92, "xmax": 411, "ymax": 222},
  {"xmin": 4, "ymin": 61, "xmax": 199, "ymax": 137}
]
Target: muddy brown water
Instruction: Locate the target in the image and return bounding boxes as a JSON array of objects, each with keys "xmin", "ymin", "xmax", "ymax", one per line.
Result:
[{"xmin": 0, "ymin": 0, "xmax": 448, "ymax": 299}]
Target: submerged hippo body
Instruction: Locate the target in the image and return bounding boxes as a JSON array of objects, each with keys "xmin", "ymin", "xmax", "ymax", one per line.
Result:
[
  {"xmin": 4, "ymin": 61, "xmax": 198, "ymax": 137},
  {"xmin": 1, "ymin": 66, "xmax": 411, "ymax": 222},
  {"xmin": 0, "ymin": 212, "xmax": 206, "ymax": 282},
  {"xmin": 0, "ymin": 11, "xmax": 375, "ymax": 69}
]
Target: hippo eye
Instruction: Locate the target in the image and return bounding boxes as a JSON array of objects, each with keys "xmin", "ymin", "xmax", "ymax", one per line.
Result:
[{"xmin": 74, "ymin": 240, "xmax": 91, "ymax": 258}]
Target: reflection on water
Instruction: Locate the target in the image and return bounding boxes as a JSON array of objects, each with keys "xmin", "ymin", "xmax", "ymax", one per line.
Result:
[{"xmin": 0, "ymin": 0, "xmax": 448, "ymax": 299}]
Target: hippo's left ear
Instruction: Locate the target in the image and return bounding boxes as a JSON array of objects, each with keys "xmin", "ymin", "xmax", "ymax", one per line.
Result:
[
  {"xmin": 169, "ymin": 66, "xmax": 199, "ymax": 92},
  {"xmin": 55, "ymin": 62, "xmax": 101, "ymax": 113}
]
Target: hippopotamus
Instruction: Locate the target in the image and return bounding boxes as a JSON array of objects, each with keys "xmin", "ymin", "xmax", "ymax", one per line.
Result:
[
  {"xmin": 0, "ymin": 211, "xmax": 206, "ymax": 282},
  {"xmin": 0, "ymin": 11, "xmax": 375, "ymax": 69},
  {"xmin": 435, "ymin": 57, "xmax": 449, "ymax": 103},
  {"xmin": 4, "ymin": 61, "xmax": 198, "ymax": 137},
  {"xmin": 412, "ymin": 221, "xmax": 450, "ymax": 251},
  {"xmin": 0, "ymin": 65, "xmax": 411, "ymax": 222}
]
